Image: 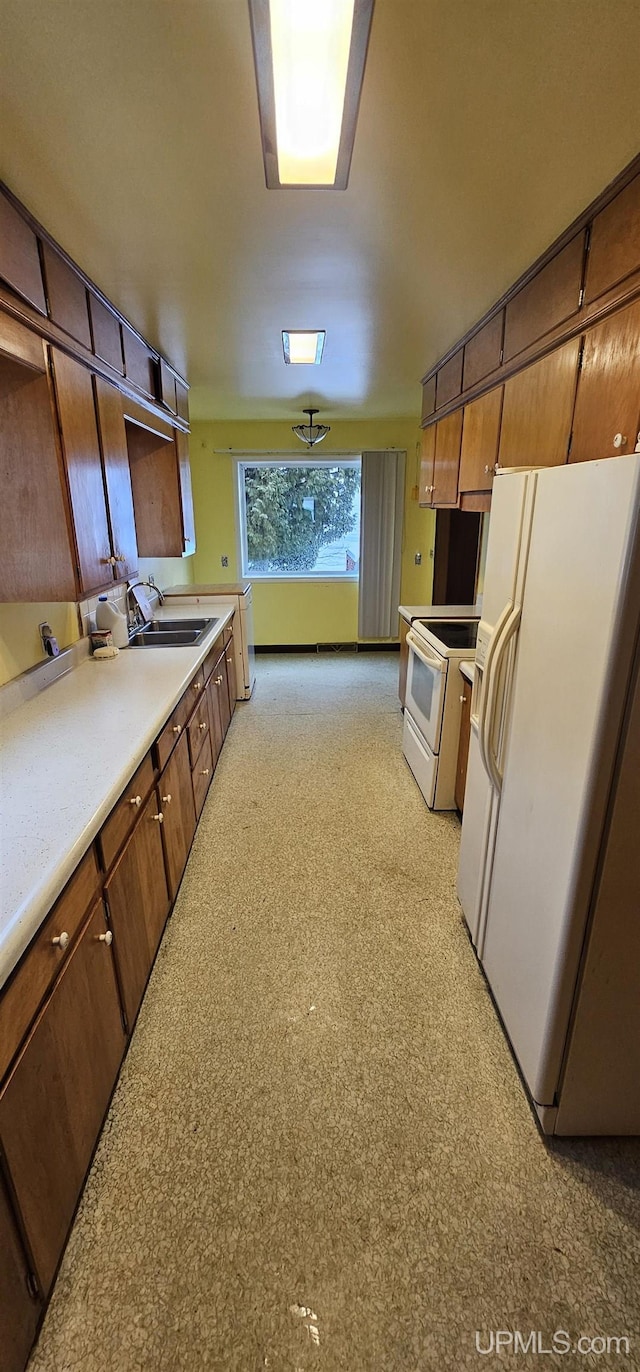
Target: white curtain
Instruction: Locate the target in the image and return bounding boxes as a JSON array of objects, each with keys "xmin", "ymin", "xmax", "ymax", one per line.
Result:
[{"xmin": 358, "ymin": 450, "xmax": 406, "ymax": 638}]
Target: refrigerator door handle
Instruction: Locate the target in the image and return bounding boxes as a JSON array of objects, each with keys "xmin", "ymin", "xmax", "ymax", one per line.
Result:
[
  {"xmin": 484, "ymin": 604, "xmax": 521, "ymax": 793},
  {"xmin": 478, "ymin": 602, "xmax": 512, "ymax": 783}
]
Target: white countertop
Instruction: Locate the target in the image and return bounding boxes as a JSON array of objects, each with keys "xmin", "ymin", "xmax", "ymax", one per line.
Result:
[
  {"xmin": 0, "ymin": 605, "xmax": 234, "ymax": 992},
  {"xmin": 459, "ymin": 660, "xmax": 475, "ymax": 684},
  {"xmin": 399, "ymin": 604, "xmax": 480, "ymax": 623}
]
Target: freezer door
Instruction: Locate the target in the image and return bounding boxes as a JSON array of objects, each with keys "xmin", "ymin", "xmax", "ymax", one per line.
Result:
[
  {"xmin": 456, "ymin": 720, "xmax": 495, "ymax": 945},
  {"xmin": 481, "ymin": 456, "xmax": 640, "ymax": 1106}
]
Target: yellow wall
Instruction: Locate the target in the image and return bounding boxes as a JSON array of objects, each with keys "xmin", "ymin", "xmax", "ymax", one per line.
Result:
[{"xmin": 190, "ymin": 420, "xmax": 436, "ymax": 645}]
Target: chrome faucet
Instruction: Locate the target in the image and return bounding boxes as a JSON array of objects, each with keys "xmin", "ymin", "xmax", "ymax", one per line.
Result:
[{"xmin": 128, "ymin": 579, "xmax": 165, "ymax": 605}]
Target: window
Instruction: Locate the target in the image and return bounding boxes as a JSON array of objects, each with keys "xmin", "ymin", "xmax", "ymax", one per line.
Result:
[{"xmin": 237, "ymin": 458, "xmax": 361, "ymax": 578}]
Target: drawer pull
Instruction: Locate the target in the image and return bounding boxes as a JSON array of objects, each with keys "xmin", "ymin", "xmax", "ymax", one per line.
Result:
[
  {"xmin": 226, "ymin": 655, "xmax": 232, "ymax": 663},
  {"xmin": 193, "ymin": 681, "xmax": 202, "ymax": 691},
  {"xmin": 172, "ymin": 724, "xmax": 182, "ymax": 735},
  {"xmin": 200, "ymin": 768, "xmax": 210, "ymax": 777},
  {"xmin": 162, "ymin": 793, "xmax": 172, "ymax": 804},
  {"xmin": 151, "ymin": 812, "xmax": 164, "ymax": 824},
  {"xmin": 52, "ymin": 931, "xmax": 70, "ymax": 951},
  {"xmin": 215, "ymin": 675, "xmax": 223, "ymax": 686},
  {"xmin": 98, "ymin": 930, "xmax": 113, "ymax": 946},
  {"xmin": 129, "ymin": 794, "xmax": 142, "ymax": 807},
  {"xmin": 459, "ymin": 695, "xmax": 466, "ymax": 702},
  {"xmin": 199, "ymin": 721, "xmax": 208, "ymax": 731}
]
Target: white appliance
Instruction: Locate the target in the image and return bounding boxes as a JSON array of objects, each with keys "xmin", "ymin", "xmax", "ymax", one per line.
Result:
[
  {"xmin": 403, "ymin": 618, "xmax": 478, "ymax": 809},
  {"xmin": 162, "ymin": 582, "xmax": 256, "ymax": 698},
  {"xmin": 457, "ymin": 455, "xmax": 640, "ymax": 1135}
]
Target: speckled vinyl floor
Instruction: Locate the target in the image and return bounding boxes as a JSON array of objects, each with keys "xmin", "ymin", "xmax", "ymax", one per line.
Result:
[{"xmin": 29, "ymin": 655, "xmax": 640, "ymax": 1371}]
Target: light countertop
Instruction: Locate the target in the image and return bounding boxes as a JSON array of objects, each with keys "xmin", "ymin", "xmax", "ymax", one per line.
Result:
[
  {"xmin": 0, "ymin": 605, "xmax": 234, "ymax": 992},
  {"xmin": 399, "ymin": 604, "xmax": 480, "ymax": 623},
  {"xmin": 459, "ymin": 660, "xmax": 475, "ymax": 685}
]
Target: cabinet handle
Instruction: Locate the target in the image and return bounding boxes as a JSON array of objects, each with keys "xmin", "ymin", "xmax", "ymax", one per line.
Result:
[
  {"xmin": 484, "ymin": 464, "xmax": 497, "ymax": 475},
  {"xmin": 98, "ymin": 930, "xmax": 113, "ymax": 945},
  {"xmin": 52, "ymin": 931, "xmax": 70, "ymax": 951},
  {"xmin": 613, "ymin": 433, "xmax": 627, "ymax": 449},
  {"xmin": 128, "ymin": 794, "xmax": 142, "ymax": 807},
  {"xmin": 115, "ymin": 553, "xmax": 126, "ymax": 563},
  {"xmin": 103, "ymin": 555, "xmax": 117, "ymax": 566},
  {"xmin": 151, "ymin": 812, "xmax": 164, "ymax": 823},
  {"xmin": 193, "ymin": 681, "xmax": 202, "ymax": 691},
  {"xmin": 215, "ymin": 675, "xmax": 223, "ymax": 685},
  {"xmin": 200, "ymin": 767, "xmax": 210, "ymax": 777},
  {"xmin": 199, "ymin": 721, "xmax": 207, "ymax": 731},
  {"xmin": 226, "ymin": 655, "xmax": 232, "ymax": 664},
  {"xmin": 459, "ymin": 695, "xmax": 466, "ymax": 702},
  {"xmin": 162, "ymin": 793, "xmax": 172, "ymax": 804},
  {"xmin": 172, "ymin": 724, "xmax": 182, "ymax": 735}
]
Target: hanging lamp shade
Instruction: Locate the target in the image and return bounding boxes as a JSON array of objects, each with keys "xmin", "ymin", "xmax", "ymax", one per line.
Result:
[{"xmin": 292, "ymin": 408, "xmax": 331, "ymax": 447}]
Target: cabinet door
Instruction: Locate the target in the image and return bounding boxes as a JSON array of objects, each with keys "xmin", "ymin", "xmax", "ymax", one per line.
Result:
[
  {"xmin": 503, "ymin": 234, "xmax": 585, "ymax": 362},
  {"xmin": 0, "ymin": 190, "xmax": 46, "ymax": 314},
  {"xmin": 0, "ymin": 1170, "xmax": 41, "ymax": 1372},
  {"xmin": 584, "ymin": 173, "xmax": 640, "ymax": 306},
  {"xmin": 463, "ymin": 312, "xmax": 503, "ymax": 391},
  {"xmin": 459, "ymin": 388, "xmax": 503, "ymax": 493},
  {"xmin": 104, "ymin": 790, "xmax": 170, "ymax": 1030},
  {"xmin": 225, "ymin": 636, "xmax": 237, "ymax": 716},
  {"xmin": 50, "ymin": 349, "xmax": 113, "ymax": 592},
  {"xmin": 569, "ymin": 299, "xmax": 640, "ymax": 463},
  {"xmin": 94, "ymin": 375, "xmax": 138, "ymax": 581},
  {"xmin": 418, "ymin": 425, "xmax": 436, "ymax": 505},
  {"xmin": 0, "ymin": 329, "xmax": 76, "ymax": 602},
  {"xmin": 206, "ymin": 675, "xmax": 223, "ymax": 769},
  {"xmin": 175, "ymin": 427, "xmax": 196, "ymax": 553},
  {"xmin": 498, "ymin": 338, "xmax": 580, "ymax": 469},
  {"xmin": 89, "ymin": 294, "xmax": 123, "ymax": 373},
  {"xmin": 41, "ymin": 243, "xmax": 92, "ymax": 350},
  {"xmin": 433, "ymin": 411, "xmax": 462, "ymax": 506},
  {"xmin": 421, "ymin": 375, "xmax": 436, "ymax": 423},
  {"xmin": 213, "ymin": 651, "xmax": 231, "ymax": 739},
  {"xmin": 127, "ymin": 421, "xmax": 184, "ymax": 557},
  {"xmin": 0, "ymin": 899, "xmax": 125, "ymax": 1295},
  {"xmin": 122, "ymin": 326, "xmax": 155, "ymax": 397},
  {"xmin": 435, "ymin": 350, "xmax": 463, "ymax": 409},
  {"xmin": 175, "ymin": 378, "xmax": 189, "ymax": 425},
  {"xmin": 159, "ymin": 730, "xmax": 196, "ymax": 901},
  {"xmin": 455, "ymin": 678, "xmax": 472, "ymax": 813}
]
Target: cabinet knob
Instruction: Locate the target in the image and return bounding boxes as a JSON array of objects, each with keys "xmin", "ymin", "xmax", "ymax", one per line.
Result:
[
  {"xmin": 200, "ymin": 767, "xmax": 210, "ymax": 777},
  {"xmin": 98, "ymin": 930, "xmax": 113, "ymax": 945},
  {"xmin": 199, "ymin": 721, "xmax": 207, "ymax": 731},
  {"xmin": 226, "ymin": 655, "xmax": 232, "ymax": 664},
  {"xmin": 103, "ymin": 555, "xmax": 117, "ymax": 566},
  {"xmin": 115, "ymin": 553, "xmax": 126, "ymax": 563},
  {"xmin": 52, "ymin": 931, "xmax": 70, "ymax": 951},
  {"xmin": 613, "ymin": 433, "xmax": 627, "ymax": 449},
  {"xmin": 128, "ymin": 794, "xmax": 142, "ymax": 807},
  {"xmin": 460, "ymin": 695, "xmax": 466, "ymax": 702},
  {"xmin": 151, "ymin": 812, "xmax": 164, "ymax": 823},
  {"xmin": 172, "ymin": 724, "xmax": 182, "ymax": 735},
  {"xmin": 484, "ymin": 464, "xmax": 496, "ymax": 475},
  {"xmin": 162, "ymin": 793, "xmax": 172, "ymax": 804},
  {"xmin": 193, "ymin": 681, "xmax": 202, "ymax": 691},
  {"xmin": 215, "ymin": 675, "xmax": 223, "ymax": 685}
]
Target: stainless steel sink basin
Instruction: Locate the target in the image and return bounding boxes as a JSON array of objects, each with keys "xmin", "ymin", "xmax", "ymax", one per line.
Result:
[{"xmin": 128, "ymin": 617, "xmax": 217, "ymax": 647}]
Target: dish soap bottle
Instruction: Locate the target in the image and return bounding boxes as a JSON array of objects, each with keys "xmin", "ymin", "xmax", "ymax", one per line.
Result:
[{"xmin": 95, "ymin": 595, "xmax": 129, "ymax": 648}]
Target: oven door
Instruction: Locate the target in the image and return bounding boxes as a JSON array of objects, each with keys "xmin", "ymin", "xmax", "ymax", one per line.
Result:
[{"xmin": 405, "ymin": 630, "xmax": 448, "ymax": 754}]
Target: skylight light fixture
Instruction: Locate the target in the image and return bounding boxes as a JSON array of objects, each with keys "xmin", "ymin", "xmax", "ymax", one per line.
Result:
[
  {"xmin": 282, "ymin": 330, "xmax": 326, "ymax": 364},
  {"xmin": 249, "ymin": 0, "xmax": 375, "ymax": 190},
  {"xmin": 292, "ymin": 408, "xmax": 331, "ymax": 446}
]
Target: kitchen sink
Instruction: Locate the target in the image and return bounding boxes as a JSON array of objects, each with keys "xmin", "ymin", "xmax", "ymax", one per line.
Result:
[{"xmin": 128, "ymin": 617, "xmax": 217, "ymax": 647}]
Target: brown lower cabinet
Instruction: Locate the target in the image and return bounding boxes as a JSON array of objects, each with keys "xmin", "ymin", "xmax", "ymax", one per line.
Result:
[
  {"xmin": 0, "ymin": 1171, "xmax": 41, "ymax": 1372},
  {"xmin": 455, "ymin": 676, "xmax": 473, "ymax": 813},
  {"xmin": 0, "ymin": 626, "xmax": 237, "ymax": 1370},
  {"xmin": 0, "ymin": 898, "xmax": 125, "ymax": 1295}
]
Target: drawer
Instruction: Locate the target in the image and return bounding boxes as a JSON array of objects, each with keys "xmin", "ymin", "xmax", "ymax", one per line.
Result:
[
  {"xmin": 203, "ymin": 632, "xmax": 225, "ymax": 683},
  {"xmin": 184, "ymin": 667, "xmax": 205, "ymax": 716},
  {"xmin": 192, "ymin": 733, "xmax": 213, "ymax": 819},
  {"xmin": 223, "ymin": 618, "xmax": 234, "ymax": 646},
  {"xmin": 187, "ymin": 693, "xmax": 211, "ymax": 767},
  {"xmin": 99, "ymin": 751, "xmax": 155, "ymax": 871},
  {"xmin": 156, "ymin": 689, "xmax": 194, "ymax": 771},
  {"xmin": 0, "ymin": 847, "xmax": 100, "ymax": 1083}
]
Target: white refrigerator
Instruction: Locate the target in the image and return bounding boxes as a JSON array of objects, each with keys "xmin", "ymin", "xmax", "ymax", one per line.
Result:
[{"xmin": 457, "ymin": 455, "xmax": 640, "ymax": 1135}]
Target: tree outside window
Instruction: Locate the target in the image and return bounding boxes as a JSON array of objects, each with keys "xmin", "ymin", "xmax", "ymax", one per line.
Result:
[{"xmin": 238, "ymin": 460, "xmax": 361, "ymax": 577}]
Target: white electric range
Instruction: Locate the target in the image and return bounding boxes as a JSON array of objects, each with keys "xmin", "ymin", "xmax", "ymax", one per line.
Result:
[{"xmin": 402, "ymin": 618, "xmax": 478, "ymax": 810}]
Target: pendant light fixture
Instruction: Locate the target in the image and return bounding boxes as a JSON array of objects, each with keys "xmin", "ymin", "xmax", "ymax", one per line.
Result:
[{"xmin": 292, "ymin": 408, "xmax": 331, "ymax": 447}]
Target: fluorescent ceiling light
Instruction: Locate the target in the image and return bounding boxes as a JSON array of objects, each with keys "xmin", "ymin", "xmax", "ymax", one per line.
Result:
[
  {"xmin": 282, "ymin": 330, "xmax": 326, "ymax": 364},
  {"xmin": 249, "ymin": 0, "xmax": 375, "ymax": 190}
]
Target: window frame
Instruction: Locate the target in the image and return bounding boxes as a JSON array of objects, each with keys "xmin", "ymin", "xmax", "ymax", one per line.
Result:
[{"xmin": 235, "ymin": 455, "xmax": 362, "ymax": 581}]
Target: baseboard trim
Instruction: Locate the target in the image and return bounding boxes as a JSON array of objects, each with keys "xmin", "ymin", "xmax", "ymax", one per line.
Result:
[{"xmin": 255, "ymin": 642, "xmax": 400, "ymax": 654}]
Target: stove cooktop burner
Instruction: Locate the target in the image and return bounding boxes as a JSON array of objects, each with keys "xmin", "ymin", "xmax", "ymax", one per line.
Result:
[{"xmin": 417, "ymin": 619, "xmax": 479, "ymax": 651}]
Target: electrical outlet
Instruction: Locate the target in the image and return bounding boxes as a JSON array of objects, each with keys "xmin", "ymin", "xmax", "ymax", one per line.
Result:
[{"xmin": 221, "ymin": 555, "xmax": 229, "ymax": 568}]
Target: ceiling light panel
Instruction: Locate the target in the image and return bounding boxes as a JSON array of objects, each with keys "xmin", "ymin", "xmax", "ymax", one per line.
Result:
[
  {"xmin": 282, "ymin": 330, "xmax": 326, "ymax": 364},
  {"xmin": 249, "ymin": 0, "xmax": 375, "ymax": 190}
]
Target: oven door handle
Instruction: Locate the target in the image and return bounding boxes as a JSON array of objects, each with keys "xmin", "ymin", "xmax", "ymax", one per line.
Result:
[{"xmin": 407, "ymin": 631, "xmax": 446, "ymax": 673}]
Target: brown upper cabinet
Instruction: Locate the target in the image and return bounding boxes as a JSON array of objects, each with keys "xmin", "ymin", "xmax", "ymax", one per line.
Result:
[
  {"xmin": 88, "ymin": 293, "xmax": 124, "ymax": 373},
  {"xmin": 0, "ymin": 319, "xmax": 76, "ymax": 602},
  {"xmin": 436, "ymin": 349, "xmax": 463, "ymax": 409},
  {"xmin": 498, "ymin": 337, "xmax": 581, "ymax": 469},
  {"xmin": 127, "ymin": 415, "xmax": 194, "ymax": 557},
  {"xmin": 418, "ymin": 425, "xmax": 436, "ymax": 505},
  {"xmin": 50, "ymin": 349, "xmax": 114, "ymax": 593},
  {"xmin": 0, "ymin": 189, "xmax": 47, "ymax": 315},
  {"xmin": 459, "ymin": 387, "xmax": 503, "ymax": 494},
  {"xmin": 462, "ymin": 311, "xmax": 503, "ymax": 390},
  {"xmin": 584, "ymin": 172, "xmax": 640, "ymax": 306},
  {"xmin": 122, "ymin": 325, "xmax": 156, "ymax": 398},
  {"xmin": 158, "ymin": 356, "xmax": 177, "ymax": 413},
  {"xmin": 433, "ymin": 411, "xmax": 462, "ymax": 506},
  {"xmin": 421, "ymin": 374, "xmax": 436, "ymax": 423},
  {"xmin": 570, "ymin": 297, "xmax": 640, "ymax": 464},
  {"xmin": 41, "ymin": 242, "xmax": 92, "ymax": 350},
  {"xmin": 176, "ymin": 427, "xmax": 196, "ymax": 552},
  {"xmin": 175, "ymin": 378, "xmax": 190, "ymax": 425},
  {"xmin": 503, "ymin": 233, "xmax": 585, "ymax": 362}
]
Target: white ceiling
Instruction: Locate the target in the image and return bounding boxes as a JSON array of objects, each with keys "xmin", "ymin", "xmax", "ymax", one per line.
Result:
[{"xmin": 1, "ymin": 0, "xmax": 639, "ymax": 422}]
